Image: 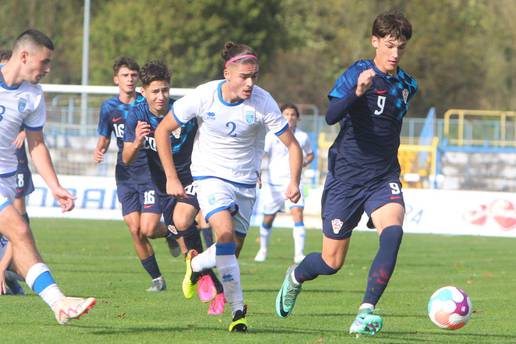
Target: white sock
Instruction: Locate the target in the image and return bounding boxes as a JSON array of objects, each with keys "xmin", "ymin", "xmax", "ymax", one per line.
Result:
[
  {"xmin": 359, "ymin": 303, "xmax": 375, "ymax": 312},
  {"xmin": 191, "ymin": 244, "xmax": 216, "ymax": 272},
  {"xmin": 25, "ymin": 263, "xmax": 64, "ymax": 308},
  {"xmin": 293, "ymin": 223, "xmax": 305, "ymax": 256},
  {"xmin": 259, "ymin": 223, "xmax": 271, "ymax": 252},
  {"xmin": 216, "ymin": 254, "xmax": 244, "ymax": 316}
]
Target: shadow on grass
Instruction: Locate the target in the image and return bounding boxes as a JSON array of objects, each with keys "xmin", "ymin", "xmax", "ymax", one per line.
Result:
[
  {"xmin": 245, "ymin": 288, "xmax": 351, "ymax": 294},
  {"xmin": 386, "ymin": 330, "xmax": 516, "ymax": 342},
  {"xmin": 77, "ymin": 324, "xmax": 345, "ymax": 336}
]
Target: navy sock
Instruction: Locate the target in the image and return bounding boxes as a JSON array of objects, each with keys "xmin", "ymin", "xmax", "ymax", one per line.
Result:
[
  {"xmin": 294, "ymin": 252, "xmax": 338, "ymax": 283},
  {"xmin": 362, "ymin": 225, "xmax": 403, "ymax": 306},
  {"xmin": 22, "ymin": 212, "xmax": 30, "ymax": 224},
  {"xmin": 182, "ymin": 225, "xmax": 204, "ymax": 253},
  {"xmin": 207, "ymin": 269, "xmax": 224, "ymax": 294},
  {"xmin": 201, "ymin": 227, "xmax": 214, "ymax": 247},
  {"xmin": 140, "ymin": 254, "xmax": 161, "ymax": 280}
]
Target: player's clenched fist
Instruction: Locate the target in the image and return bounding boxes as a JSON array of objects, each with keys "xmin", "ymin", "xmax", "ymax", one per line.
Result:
[
  {"xmin": 285, "ymin": 182, "xmax": 301, "ymax": 204},
  {"xmin": 166, "ymin": 178, "xmax": 187, "ymax": 198},
  {"xmin": 355, "ymin": 68, "xmax": 376, "ymax": 97},
  {"xmin": 135, "ymin": 121, "xmax": 151, "ymax": 146}
]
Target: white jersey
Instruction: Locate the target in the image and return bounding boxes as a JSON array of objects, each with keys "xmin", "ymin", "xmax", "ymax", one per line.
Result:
[
  {"xmin": 0, "ymin": 71, "xmax": 46, "ymax": 176},
  {"xmin": 172, "ymin": 80, "xmax": 287, "ymax": 185},
  {"xmin": 266, "ymin": 128, "xmax": 312, "ymax": 185}
]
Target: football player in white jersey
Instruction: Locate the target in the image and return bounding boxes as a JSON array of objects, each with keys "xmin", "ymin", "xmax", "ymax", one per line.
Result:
[
  {"xmin": 255, "ymin": 103, "xmax": 314, "ymax": 264},
  {"xmin": 0, "ymin": 29, "xmax": 95, "ymax": 324},
  {"xmin": 156, "ymin": 41, "xmax": 303, "ymax": 332}
]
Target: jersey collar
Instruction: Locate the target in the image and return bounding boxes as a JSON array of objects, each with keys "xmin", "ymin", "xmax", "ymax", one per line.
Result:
[
  {"xmin": 0, "ymin": 66, "xmax": 22, "ymax": 90},
  {"xmin": 217, "ymin": 80, "xmax": 244, "ymax": 107}
]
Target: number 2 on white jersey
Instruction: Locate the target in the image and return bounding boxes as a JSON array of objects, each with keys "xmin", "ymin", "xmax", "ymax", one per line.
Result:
[{"xmin": 226, "ymin": 121, "xmax": 237, "ymax": 137}]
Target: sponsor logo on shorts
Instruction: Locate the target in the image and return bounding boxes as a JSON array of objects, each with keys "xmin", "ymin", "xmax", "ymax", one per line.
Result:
[
  {"xmin": 167, "ymin": 225, "xmax": 178, "ymax": 235},
  {"xmin": 331, "ymin": 218, "xmax": 343, "ymax": 234}
]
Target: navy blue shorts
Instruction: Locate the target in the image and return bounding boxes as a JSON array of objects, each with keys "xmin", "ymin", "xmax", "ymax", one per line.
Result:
[
  {"xmin": 15, "ymin": 167, "xmax": 34, "ymax": 198},
  {"xmin": 161, "ymin": 183, "xmax": 200, "ymax": 228},
  {"xmin": 321, "ymin": 175, "xmax": 405, "ymax": 240},
  {"xmin": 117, "ymin": 182, "xmax": 162, "ymax": 216}
]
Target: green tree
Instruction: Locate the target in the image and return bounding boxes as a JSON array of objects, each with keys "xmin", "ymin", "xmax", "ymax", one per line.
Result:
[{"xmin": 89, "ymin": 0, "xmax": 285, "ymax": 87}]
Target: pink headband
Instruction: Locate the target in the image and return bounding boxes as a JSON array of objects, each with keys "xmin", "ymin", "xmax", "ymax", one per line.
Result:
[{"xmin": 224, "ymin": 54, "xmax": 257, "ymax": 68}]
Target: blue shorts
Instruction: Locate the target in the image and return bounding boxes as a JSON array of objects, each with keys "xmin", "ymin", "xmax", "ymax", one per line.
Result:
[
  {"xmin": 15, "ymin": 167, "xmax": 34, "ymax": 198},
  {"xmin": 161, "ymin": 183, "xmax": 200, "ymax": 228},
  {"xmin": 117, "ymin": 182, "xmax": 162, "ymax": 216},
  {"xmin": 321, "ymin": 175, "xmax": 405, "ymax": 240}
]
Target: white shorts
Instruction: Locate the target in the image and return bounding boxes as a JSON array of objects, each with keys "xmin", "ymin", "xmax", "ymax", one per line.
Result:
[
  {"xmin": 0, "ymin": 176, "xmax": 16, "ymax": 212},
  {"xmin": 194, "ymin": 178, "xmax": 256, "ymax": 236},
  {"xmin": 262, "ymin": 183, "xmax": 304, "ymax": 215}
]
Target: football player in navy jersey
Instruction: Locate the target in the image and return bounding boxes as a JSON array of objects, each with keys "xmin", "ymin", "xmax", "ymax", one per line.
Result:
[
  {"xmin": 123, "ymin": 61, "xmax": 225, "ymax": 314},
  {"xmin": 276, "ymin": 10, "xmax": 418, "ymax": 337},
  {"xmin": 95, "ymin": 57, "xmax": 175, "ymax": 292}
]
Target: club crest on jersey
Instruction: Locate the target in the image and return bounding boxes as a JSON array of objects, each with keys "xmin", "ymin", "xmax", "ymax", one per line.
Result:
[
  {"xmin": 18, "ymin": 98, "xmax": 28, "ymax": 112},
  {"xmin": 402, "ymin": 89, "xmax": 409, "ymax": 104},
  {"xmin": 331, "ymin": 218, "xmax": 343, "ymax": 234},
  {"xmin": 245, "ymin": 111, "xmax": 256, "ymax": 124},
  {"xmin": 172, "ymin": 127, "xmax": 182, "ymax": 139}
]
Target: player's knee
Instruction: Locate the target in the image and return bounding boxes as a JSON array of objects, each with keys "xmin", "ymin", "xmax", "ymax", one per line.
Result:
[
  {"xmin": 172, "ymin": 215, "xmax": 193, "ymax": 231},
  {"xmin": 8, "ymin": 221, "xmax": 31, "ymax": 242},
  {"xmin": 127, "ymin": 224, "xmax": 142, "ymax": 238},
  {"xmin": 321, "ymin": 254, "xmax": 343, "ymax": 271},
  {"xmin": 140, "ymin": 223, "xmax": 159, "ymax": 238}
]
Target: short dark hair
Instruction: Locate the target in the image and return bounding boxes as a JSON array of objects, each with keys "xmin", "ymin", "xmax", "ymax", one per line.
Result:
[
  {"xmin": 372, "ymin": 10, "xmax": 412, "ymax": 41},
  {"xmin": 0, "ymin": 49, "xmax": 12, "ymax": 63},
  {"xmin": 280, "ymin": 103, "xmax": 300, "ymax": 118},
  {"xmin": 221, "ymin": 41, "xmax": 258, "ymax": 66},
  {"xmin": 139, "ymin": 61, "xmax": 171, "ymax": 86},
  {"xmin": 14, "ymin": 29, "xmax": 54, "ymax": 51},
  {"xmin": 112, "ymin": 56, "xmax": 140, "ymax": 76}
]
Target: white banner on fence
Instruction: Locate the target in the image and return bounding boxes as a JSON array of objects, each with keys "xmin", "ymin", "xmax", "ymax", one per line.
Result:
[{"xmin": 27, "ymin": 175, "xmax": 516, "ymax": 238}]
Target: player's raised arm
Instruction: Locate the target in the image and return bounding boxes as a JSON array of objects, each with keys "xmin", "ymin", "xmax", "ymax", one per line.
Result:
[
  {"xmin": 277, "ymin": 129, "xmax": 303, "ymax": 203},
  {"xmin": 26, "ymin": 130, "xmax": 75, "ymax": 212},
  {"xmin": 326, "ymin": 67, "xmax": 375, "ymax": 125},
  {"xmin": 155, "ymin": 112, "xmax": 186, "ymax": 198}
]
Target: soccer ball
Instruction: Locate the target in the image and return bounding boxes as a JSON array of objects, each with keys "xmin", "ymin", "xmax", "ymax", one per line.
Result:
[{"xmin": 428, "ymin": 286, "xmax": 472, "ymax": 330}]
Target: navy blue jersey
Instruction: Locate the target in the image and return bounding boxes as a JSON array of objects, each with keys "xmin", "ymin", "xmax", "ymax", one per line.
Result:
[
  {"xmin": 97, "ymin": 93, "xmax": 148, "ymax": 183},
  {"xmin": 124, "ymin": 100, "xmax": 198, "ymax": 193},
  {"xmin": 326, "ymin": 59, "xmax": 417, "ymax": 186}
]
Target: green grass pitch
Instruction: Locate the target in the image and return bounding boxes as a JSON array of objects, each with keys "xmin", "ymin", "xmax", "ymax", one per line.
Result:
[{"xmin": 1, "ymin": 218, "xmax": 515, "ymax": 343}]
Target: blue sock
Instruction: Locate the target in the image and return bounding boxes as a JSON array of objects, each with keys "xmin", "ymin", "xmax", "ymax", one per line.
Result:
[
  {"xmin": 201, "ymin": 227, "xmax": 214, "ymax": 247},
  {"xmin": 362, "ymin": 225, "xmax": 403, "ymax": 306},
  {"xmin": 141, "ymin": 254, "xmax": 161, "ymax": 279},
  {"xmin": 294, "ymin": 252, "xmax": 338, "ymax": 283}
]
